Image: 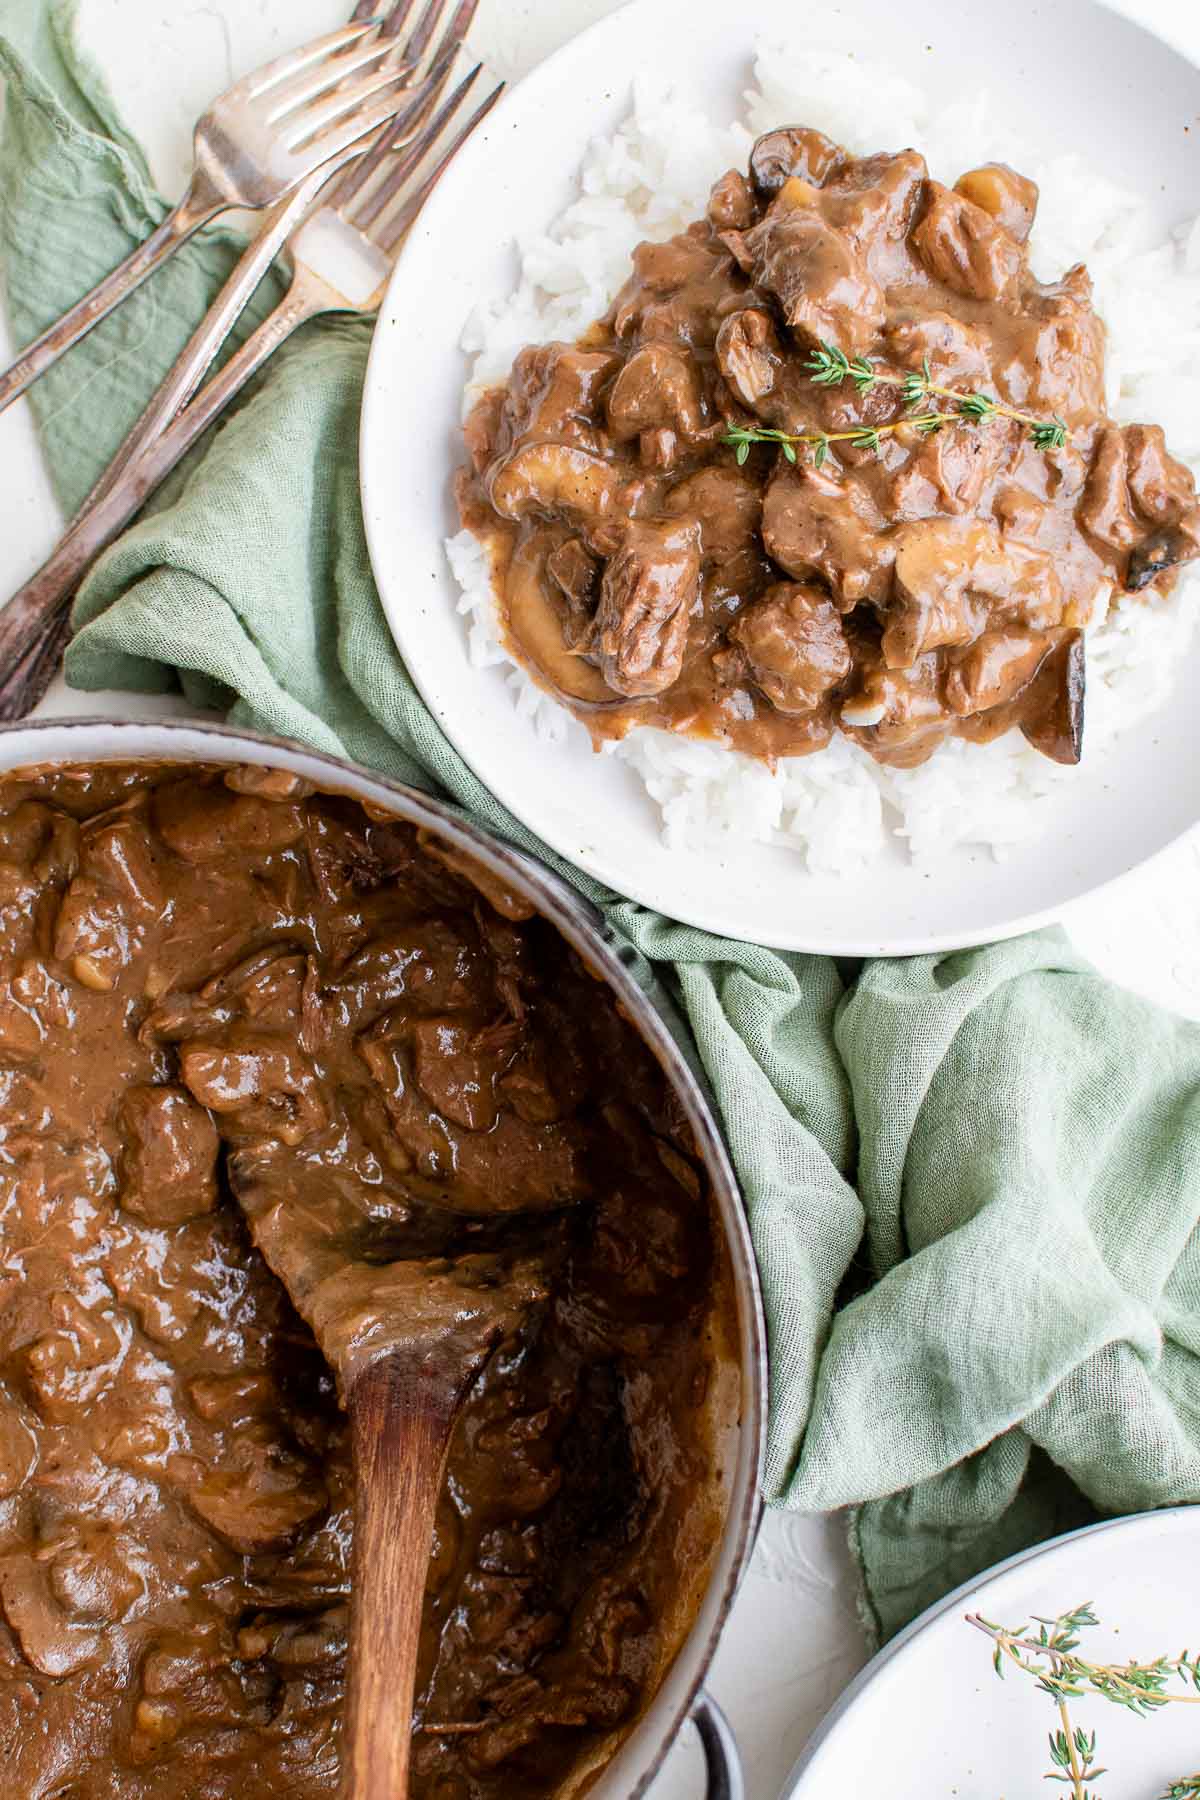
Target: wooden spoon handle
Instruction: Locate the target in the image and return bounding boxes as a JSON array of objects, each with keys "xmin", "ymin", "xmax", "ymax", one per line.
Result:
[{"xmin": 344, "ymin": 1357, "xmax": 457, "ymax": 1800}]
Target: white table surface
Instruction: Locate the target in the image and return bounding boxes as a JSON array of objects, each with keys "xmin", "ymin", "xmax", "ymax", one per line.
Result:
[{"xmin": 2, "ymin": 1, "xmax": 1199, "ymax": 1792}]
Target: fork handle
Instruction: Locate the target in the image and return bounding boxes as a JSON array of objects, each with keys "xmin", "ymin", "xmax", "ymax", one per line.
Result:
[
  {"xmin": 0, "ymin": 169, "xmax": 225, "ymax": 418},
  {"xmin": 0, "ymin": 277, "xmax": 325, "ymax": 718}
]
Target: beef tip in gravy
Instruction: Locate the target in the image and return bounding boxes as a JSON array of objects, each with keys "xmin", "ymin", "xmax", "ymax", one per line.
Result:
[
  {"xmin": 458, "ymin": 129, "xmax": 1200, "ymax": 770},
  {"xmin": 0, "ymin": 762, "xmax": 731, "ymax": 1799}
]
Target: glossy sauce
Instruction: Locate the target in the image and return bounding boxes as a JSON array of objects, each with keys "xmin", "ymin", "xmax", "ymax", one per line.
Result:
[
  {"xmin": 458, "ymin": 132, "xmax": 1200, "ymax": 770},
  {"xmin": 0, "ymin": 763, "xmax": 731, "ymax": 1799}
]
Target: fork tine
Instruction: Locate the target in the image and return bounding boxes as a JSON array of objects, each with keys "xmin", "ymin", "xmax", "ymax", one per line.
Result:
[
  {"xmin": 300, "ymin": 63, "xmax": 444, "ymax": 170},
  {"xmin": 322, "ymin": 68, "xmax": 450, "ymax": 216},
  {"xmin": 378, "ymin": 81, "xmax": 504, "ymax": 252},
  {"xmin": 380, "ymin": 0, "xmax": 421, "ymax": 39},
  {"xmin": 238, "ymin": 22, "xmax": 379, "ymax": 102},
  {"xmin": 403, "ymin": 0, "xmax": 450, "ymax": 64},
  {"xmin": 262, "ymin": 35, "xmax": 405, "ymax": 127},
  {"xmin": 349, "ymin": 57, "xmax": 479, "ymax": 230},
  {"xmin": 283, "ymin": 61, "xmax": 420, "ymax": 151},
  {"xmin": 321, "ymin": 0, "xmax": 476, "ymax": 210}
]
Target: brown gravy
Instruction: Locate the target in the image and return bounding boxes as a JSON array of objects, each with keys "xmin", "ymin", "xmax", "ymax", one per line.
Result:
[
  {"xmin": 458, "ymin": 130, "xmax": 1200, "ymax": 770},
  {"xmin": 0, "ymin": 762, "xmax": 731, "ymax": 1798}
]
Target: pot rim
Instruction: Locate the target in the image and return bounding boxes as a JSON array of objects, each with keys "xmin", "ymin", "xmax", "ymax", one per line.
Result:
[{"xmin": 0, "ymin": 714, "xmax": 767, "ymax": 1797}]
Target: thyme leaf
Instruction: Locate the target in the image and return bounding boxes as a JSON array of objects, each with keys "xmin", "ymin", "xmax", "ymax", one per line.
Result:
[
  {"xmin": 967, "ymin": 1603, "xmax": 1200, "ymax": 1800},
  {"xmin": 722, "ymin": 338, "xmax": 1071, "ymax": 468}
]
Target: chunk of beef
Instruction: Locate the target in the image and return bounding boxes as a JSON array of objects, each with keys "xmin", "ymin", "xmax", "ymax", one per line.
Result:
[
  {"xmin": 740, "ymin": 192, "xmax": 884, "ymax": 357},
  {"xmin": 762, "ymin": 460, "xmax": 895, "ymax": 606},
  {"xmin": 79, "ymin": 815, "xmax": 163, "ymax": 916},
  {"xmin": 606, "ymin": 343, "xmax": 708, "ymax": 444},
  {"xmin": 609, "ymin": 228, "xmax": 741, "ymax": 347},
  {"xmin": 885, "ymin": 517, "xmax": 1063, "ymax": 667},
  {"xmin": 911, "ymin": 181, "xmax": 1023, "ymax": 301},
  {"xmin": 1081, "ymin": 422, "xmax": 1200, "ymax": 588},
  {"xmin": 120, "ymin": 1084, "xmax": 219, "ymax": 1225},
  {"xmin": 178, "ymin": 1031, "xmax": 327, "ymax": 1147},
  {"xmin": 1079, "ymin": 424, "xmax": 1140, "ymax": 551},
  {"xmin": 663, "ymin": 465, "xmax": 762, "ymax": 562},
  {"xmin": 500, "ymin": 342, "xmax": 620, "ymax": 452},
  {"xmin": 715, "ymin": 306, "xmax": 784, "ymax": 410},
  {"xmin": 748, "ymin": 126, "xmax": 844, "ymax": 197},
  {"xmin": 588, "ymin": 518, "xmax": 702, "ymax": 698},
  {"xmin": 410, "ymin": 1017, "xmax": 521, "ymax": 1132},
  {"xmin": 52, "ymin": 876, "xmax": 142, "ymax": 993},
  {"xmin": 357, "ymin": 1018, "xmax": 586, "ymax": 1212},
  {"xmin": 889, "ymin": 418, "xmax": 1016, "ymax": 520},
  {"xmin": 707, "ymin": 168, "xmax": 757, "ymax": 230},
  {"xmin": 152, "ymin": 781, "xmax": 305, "ymax": 863},
  {"xmin": 884, "ymin": 310, "xmax": 993, "ymax": 390},
  {"xmin": 546, "ymin": 536, "xmax": 601, "ymax": 645},
  {"xmin": 184, "ymin": 1426, "xmax": 328, "ymax": 1554},
  {"xmin": 726, "ymin": 583, "xmax": 851, "ymax": 714},
  {"xmin": 1126, "ymin": 422, "xmax": 1200, "ymax": 524},
  {"xmin": 838, "ymin": 651, "xmax": 952, "ymax": 765},
  {"xmin": 819, "ymin": 150, "xmax": 929, "ymax": 266},
  {"xmin": 326, "ymin": 921, "xmax": 486, "ymax": 1028},
  {"xmin": 954, "ymin": 163, "xmax": 1039, "ymax": 242},
  {"xmin": 996, "ymin": 266, "xmax": 1107, "ymax": 415},
  {"xmin": 25, "ymin": 1294, "xmax": 127, "ymax": 1421},
  {"xmin": 943, "ymin": 627, "xmax": 1052, "ymax": 716}
]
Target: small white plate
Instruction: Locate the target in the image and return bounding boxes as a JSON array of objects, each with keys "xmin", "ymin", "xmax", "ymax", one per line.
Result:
[
  {"xmin": 783, "ymin": 1509, "xmax": 1200, "ymax": 1798},
  {"xmin": 360, "ymin": 0, "xmax": 1200, "ymax": 954}
]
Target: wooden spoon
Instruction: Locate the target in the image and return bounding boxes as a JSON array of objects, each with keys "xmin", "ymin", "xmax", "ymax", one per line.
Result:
[{"xmin": 228, "ymin": 1172, "xmax": 547, "ymax": 1798}]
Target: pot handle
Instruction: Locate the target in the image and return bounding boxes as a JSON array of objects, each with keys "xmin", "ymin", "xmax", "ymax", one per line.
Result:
[{"xmin": 692, "ymin": 1691, "xmax": 744, "ymax": 1800}]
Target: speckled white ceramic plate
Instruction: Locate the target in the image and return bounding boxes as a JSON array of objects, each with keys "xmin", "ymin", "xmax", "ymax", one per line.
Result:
[
  {"xmin": 360, "ymin": 0, "xmax": 1200, "ymax": 954},
  {"xmin": 782, "ymin": 1509, "xmax": 1200, "ymax": 1799}
]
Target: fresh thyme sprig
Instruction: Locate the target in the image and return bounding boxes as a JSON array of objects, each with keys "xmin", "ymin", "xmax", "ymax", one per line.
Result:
[
  {"xmin": 723, "ymin": 338, "xmax": 1068, "ymax": 468},
  {"xmin": 968, "ymin": 1603, "xmax": 1200, "ymax": 1800},
  {"xmin": 968, "ymin": 1604, "xmax": 1200, "ymax": 1712}
]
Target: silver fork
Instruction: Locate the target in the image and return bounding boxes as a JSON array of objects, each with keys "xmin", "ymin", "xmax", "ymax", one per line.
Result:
[
  {"xmin": 0, "ymin": 54, "xmax": 502, "ymax": 718},
  {"xmin": 0, "ymin": 1, "xmax": 438, "ymax": 415},
  {"xmin": 81, "ymin": 1, "xmax": 475, "ymax": 513}
]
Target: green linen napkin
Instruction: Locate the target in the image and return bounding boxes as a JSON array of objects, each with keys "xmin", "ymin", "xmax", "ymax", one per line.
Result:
[{"xmin": 4, "ymin": 0, "xmax": 1200, "ymax": 1649}]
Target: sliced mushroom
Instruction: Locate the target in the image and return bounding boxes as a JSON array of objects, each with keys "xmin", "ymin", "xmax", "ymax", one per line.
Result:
[
  {"xmin": 749, "ymin": 126, "xmax": 844, "ymax": 197},
  {"xmin": 486, "ymin": 443, "xmax": 621, "ymax": 532},
  {"xmin": 1019, "ymin": 630, "xmax": 1085, "ymax": 765},
  {"xmin": 502, "ymin": 531, "xmax": 617, "ymax": 706}
]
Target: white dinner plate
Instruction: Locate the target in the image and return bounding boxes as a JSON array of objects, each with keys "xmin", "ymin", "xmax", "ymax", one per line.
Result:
[
  {"xmin": 782, "ymin": 1508, "xmax": 1200, "ymax": 1798},
  {"xmin": 360, "ymin": 0, "xmax": 1200, "ymax": 954}
]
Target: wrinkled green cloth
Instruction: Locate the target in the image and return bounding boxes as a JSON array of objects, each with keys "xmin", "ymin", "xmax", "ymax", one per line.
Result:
[{"xmin": 4, "ymin": 0, "xmax": 1200, "ymax": 1647}]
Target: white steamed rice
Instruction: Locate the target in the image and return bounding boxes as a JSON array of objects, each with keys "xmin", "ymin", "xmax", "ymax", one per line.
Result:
[{"xmin": 445, "ymin": 25, "xmax": 1200, "ymax": 874}]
